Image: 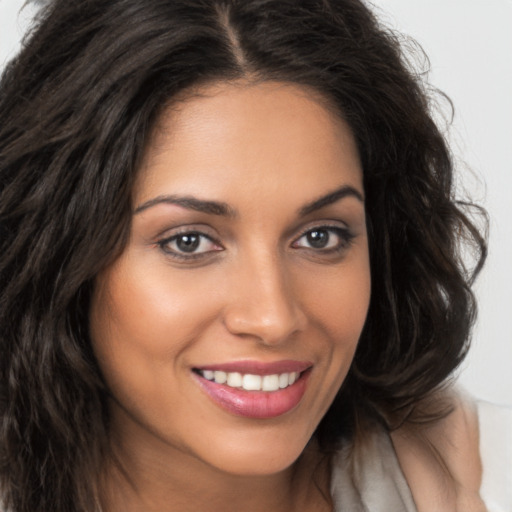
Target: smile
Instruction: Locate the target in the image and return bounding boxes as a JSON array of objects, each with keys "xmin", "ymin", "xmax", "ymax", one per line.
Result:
[
  {"xmin": 193, "ymin": 361, "xmax": 312, "ymax": 419},
  {"xmin": 196, "ymin": 370, "xmax": 300, "ymax": 392}
]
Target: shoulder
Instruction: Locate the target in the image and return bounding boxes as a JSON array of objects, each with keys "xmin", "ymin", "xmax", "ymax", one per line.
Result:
[{"xmin": 391, "ymin": 391, "xmax": 512, "ymax": 512}]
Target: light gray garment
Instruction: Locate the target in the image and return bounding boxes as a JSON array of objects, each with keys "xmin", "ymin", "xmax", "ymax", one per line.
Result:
[
  {"xmin": 330, "ymin": 427, "xmax": 417, "ymax": 512},
  {"xmin": 330, "ymin": 401, "xmax": 512, "ymax": 512}
]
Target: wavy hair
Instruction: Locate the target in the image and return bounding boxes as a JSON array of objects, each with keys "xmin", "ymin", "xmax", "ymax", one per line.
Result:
[{"xmin": 0, "ymin": 0, "xmax": 486, "ymax": 510}]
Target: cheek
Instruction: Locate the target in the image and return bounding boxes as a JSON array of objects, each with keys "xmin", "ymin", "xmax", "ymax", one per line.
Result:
[
  {"xmin": 303, "ymin": 255, "xmax": 371, "ymax": 345},
  {"xmin": 89, "ymin": 261, "xmax": 210, "ymax": 420},
  {"xmin": 300, "ymin": 249, "xmax": 371, "ymax": 394},
  {"xmin": 89, "ymin": 256, "xmax": 223, "ymax": 428},
  {"xmin": 90, "ymin": 256, "xmax": 220, "ymax": 361}
]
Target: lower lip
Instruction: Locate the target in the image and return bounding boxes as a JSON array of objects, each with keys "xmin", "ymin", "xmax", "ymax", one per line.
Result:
[{"xmin": 194, "ymin": 371, "xmax": 310, "ymax": 419}]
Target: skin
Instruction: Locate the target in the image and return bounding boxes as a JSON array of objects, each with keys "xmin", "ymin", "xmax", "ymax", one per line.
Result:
[{"xmin": 90, "ymin": 80, "xmax": 371, "ymax": 511}]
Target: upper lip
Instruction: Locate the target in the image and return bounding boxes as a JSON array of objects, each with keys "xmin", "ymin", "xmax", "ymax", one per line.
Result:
[{"xmin": 194, "ymin": 360, "xmax": 312, "ymax": 375}]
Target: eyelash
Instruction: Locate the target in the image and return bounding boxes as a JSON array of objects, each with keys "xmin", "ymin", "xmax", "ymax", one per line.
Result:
[
  {"xmin": 157, "ymin": 230, "xmax": 222, "ymax": 261},
  {"xmin": 292, "ymin": 225, "xmax": 355, "ymax": 254},
  {"xmin": 157, "ymin": 225, "xmax": 355, "ymax": 261}
]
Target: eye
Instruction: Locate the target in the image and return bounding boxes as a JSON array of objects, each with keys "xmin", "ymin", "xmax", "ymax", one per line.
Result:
[
  {"xmin": 158, "ymin": 231, "xmax": 222, "ymax": 259},
  {"xmin": 292, "ymin": 226, "xmax": 354, "ymax": 251}
]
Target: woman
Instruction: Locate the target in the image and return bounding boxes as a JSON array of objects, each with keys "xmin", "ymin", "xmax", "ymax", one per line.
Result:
[{"xmin": 0, "ymin": 1, "xmax": 509, "ymax": 511}]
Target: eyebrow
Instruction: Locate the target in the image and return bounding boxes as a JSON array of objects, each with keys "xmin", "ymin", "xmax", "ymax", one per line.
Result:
[
  {"xmin": 298, "ymin": 185, "xmax": 364, "ymax": 216},
  {"xmin": 134, "ymin": 184, "xmax": 363, "ymax": 218},
  {"xmin": 134, "ymin": 195, "xmax": 236, "ymax": 217}
]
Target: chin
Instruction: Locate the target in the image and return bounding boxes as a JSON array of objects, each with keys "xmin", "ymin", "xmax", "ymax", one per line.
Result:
[
  {"xmin": 193, "ymin": 425, "xmax": 315, "ymax": 477},
  {"xmin": 210, "ymin": 446, "xmax": 305, "ymax": 477}
]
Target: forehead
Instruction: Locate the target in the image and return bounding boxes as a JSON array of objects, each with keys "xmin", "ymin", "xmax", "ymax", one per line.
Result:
[{"xmin": 134, "ymin": 80, "xmax": 362, "ymax": 207}]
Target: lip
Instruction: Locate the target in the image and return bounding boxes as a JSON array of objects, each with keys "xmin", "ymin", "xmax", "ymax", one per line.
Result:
[{"xmin": 193, "ymin": 361, "xmax": 312, "ymax": 419}]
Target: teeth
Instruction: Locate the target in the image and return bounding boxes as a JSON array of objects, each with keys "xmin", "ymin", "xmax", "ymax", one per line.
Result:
[
  {"xmin": 227, "ymin": 372, "xmax": 242, "ymax": 388},
  {"xmin": 213, "ymin": 371, "xmax": 227, "ymax": 384},
  {"xmin": 262, "ymin": 374, "xmax": 279, "ymax": 391},
  {"xmin": 200, "ymin": 370, "xmax": 301, "ymax": 391},
  {"xmin": 243, "ymin": 374, "xmax": 262, "ymax": 391},
  {"xmin": 203, "ymin": 370, "xmax": 214, "ymax": 380}
]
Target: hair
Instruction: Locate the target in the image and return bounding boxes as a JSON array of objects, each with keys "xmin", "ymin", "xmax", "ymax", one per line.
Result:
[{"xmin": 0, "ymin": 0, "xmax": 487, "ymax": 510}]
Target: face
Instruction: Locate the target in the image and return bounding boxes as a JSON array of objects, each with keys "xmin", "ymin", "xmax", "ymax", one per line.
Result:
[{"xmin": 90, "ymin": 81, "xmax": 370, "ymax": 477}]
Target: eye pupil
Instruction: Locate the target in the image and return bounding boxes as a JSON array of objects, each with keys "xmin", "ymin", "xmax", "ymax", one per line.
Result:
[
  {"xmin": 176, "ymin": 233, "xmax": 200, "ymax": 252},
  {"xmin": 307, "ymin": 229, "xmax": 329, "ymax": 248}
]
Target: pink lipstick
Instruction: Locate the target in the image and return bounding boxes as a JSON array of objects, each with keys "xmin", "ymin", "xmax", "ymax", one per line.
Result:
[{"xmin": 193, "ymin": 360, "xmax": 312, "ymax": 419}]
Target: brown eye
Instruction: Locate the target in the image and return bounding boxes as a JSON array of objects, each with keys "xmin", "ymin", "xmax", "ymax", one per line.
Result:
[
  {"xmin": 175, "ymin": 233, "xmax": 201, "ymax": 253},
  {"xmin": 293, "ymin": 226, "xmax": 354, "ymax": 251},
  {"xmin": 158, "ymin": 231, "xmax": 222, "ymax": 258},
  {"xmin": 306, "ymin": 229, "xmax": 330, "ymax": 249}
]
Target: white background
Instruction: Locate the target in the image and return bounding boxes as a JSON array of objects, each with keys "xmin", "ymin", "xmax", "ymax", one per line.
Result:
[{"xmin": 1, "ymin": 0, "xmax": 511, "ymax": 406}]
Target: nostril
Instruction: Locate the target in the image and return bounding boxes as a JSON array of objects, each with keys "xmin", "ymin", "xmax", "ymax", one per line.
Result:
[
  {"xmin": 222, "ymin": 304, "xmax": 305, "ymax": 345},
  {"xmin": 221, "ymin": 263, "xmax": 307, "ymax": 344}
]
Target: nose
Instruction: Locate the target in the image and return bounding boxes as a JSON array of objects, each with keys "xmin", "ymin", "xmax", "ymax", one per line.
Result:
[{"xmin": 222, "ymin": 252, "xmax": 307, "ymax": 346}]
